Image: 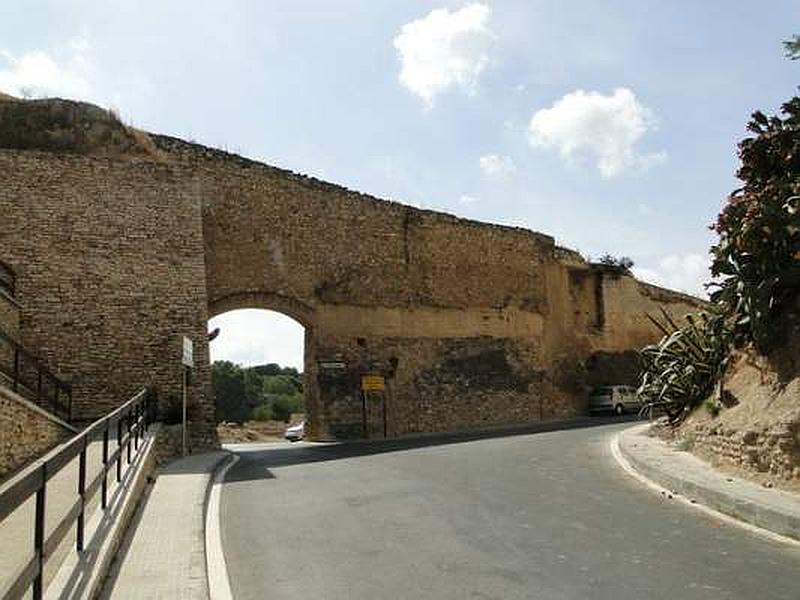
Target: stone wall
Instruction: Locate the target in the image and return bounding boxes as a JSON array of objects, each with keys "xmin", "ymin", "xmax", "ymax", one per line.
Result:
[
  {"xmin": 0, "ymin": 386, "xmax": 73, "ymax": 479},
  {"xmin": 0, "ymin": 290, "xmax": 19, "ymax": 338},
  {"xmin": 0, "ymin": 151, "xmax": 215, "ymax": 448},
  {"xmin": 0, "ymin": 290, "xmax": 20, "ymax": 375},
  {"xmin": 681, "ymin": 416, "xmax": 800, "ymax": 484},
  {"xmin": 0, "ymin": 98, "xmax": 707, "ymax": 442}
]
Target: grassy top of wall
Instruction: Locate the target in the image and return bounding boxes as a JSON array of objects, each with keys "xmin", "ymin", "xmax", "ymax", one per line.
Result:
[{"xmin": 0, "ymin": 96, "xmax": 160, "ymax": 158}]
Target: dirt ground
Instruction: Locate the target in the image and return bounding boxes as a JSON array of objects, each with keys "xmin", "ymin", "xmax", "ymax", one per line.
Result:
[{"xmin": 217, "ymin": 415, "xmax": 304, "ymax": 444}]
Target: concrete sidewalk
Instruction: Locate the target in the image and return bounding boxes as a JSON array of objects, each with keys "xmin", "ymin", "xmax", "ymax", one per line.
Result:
[
  {"xmin": 616, "ymin": 424, "xmax": 800, "ymax": 541},
  {"xmin": 100, "ymin": 450, "xmax": 230, "ymax": 599}
]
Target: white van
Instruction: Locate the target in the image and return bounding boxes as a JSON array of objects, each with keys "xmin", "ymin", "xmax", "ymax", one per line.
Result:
[{"xmin": 588, "ymin": 385, "xmax": 640, "ymax": 415}]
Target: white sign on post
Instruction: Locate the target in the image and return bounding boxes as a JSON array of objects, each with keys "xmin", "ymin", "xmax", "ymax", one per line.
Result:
[
  {"xmin": 182, "ymin": 336, "xmax": 194, "ymax": 368},
  {"xmin": 181, "ymin": 335, "xmax": 193, "ymax": 457}
]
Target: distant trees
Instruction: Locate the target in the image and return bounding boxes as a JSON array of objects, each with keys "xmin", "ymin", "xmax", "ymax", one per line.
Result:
[
  {"xmin": 212, "ymin": 361, "xmax": 304, "ymax": 423},
  {"xmin": 212, "ymin": 361, "xmax": 248, "ymax": 423}
]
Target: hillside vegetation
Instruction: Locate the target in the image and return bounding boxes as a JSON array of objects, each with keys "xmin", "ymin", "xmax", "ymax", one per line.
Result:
[{"xmin": 639, "ymin": 45, "xmax": 800, "ymax": 488}]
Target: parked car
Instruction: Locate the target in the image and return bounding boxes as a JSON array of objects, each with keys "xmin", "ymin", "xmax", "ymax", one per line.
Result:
[
  {"xmin": 589, "ymin": 385, "xmax": 640, "ymax": 416},
  {"xmin": 284, "ymin": 421, "xmax": 305, "ymax": 442}
]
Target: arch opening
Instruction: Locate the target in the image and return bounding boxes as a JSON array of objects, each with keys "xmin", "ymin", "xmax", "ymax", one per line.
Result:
[{"xmin": 208, "ymin": 307, "xmax": 315, "ymax": 442}]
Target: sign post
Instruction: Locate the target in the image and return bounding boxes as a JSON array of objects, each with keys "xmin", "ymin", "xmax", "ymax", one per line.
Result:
[
  {"xmin": 181, "ymin": 336, "xmax": 194, "ymax": 457},
  {"xmin": 361, "ymin": 374, "xmax": 386, "ymax": 439}
]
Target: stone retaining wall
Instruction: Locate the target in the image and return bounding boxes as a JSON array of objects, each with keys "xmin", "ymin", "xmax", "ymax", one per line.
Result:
[
  {"xmin": 0, "ymin": 386, "xmax": 73, "ymax": 479},
  {"xmin": 682, "ymin": 413, "xmax": 800, "ymax": 484}
]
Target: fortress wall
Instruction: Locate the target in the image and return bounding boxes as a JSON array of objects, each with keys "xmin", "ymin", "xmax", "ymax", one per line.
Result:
[
  {"xmin": 194, "ymin": 157, "xmax": 561, "ymax": 437},
  {"xmin": 0, "ymin": 292, "xmax": 19, "ymax": 339},
  {"xmin": 0, "ymin": 109, "xmax": 706, "ymax": 441},
  {"xmin": 0, "ymin": 151, "xmax": 215, "ymax": 446},
  {"xmin": 196, "ymin": 157, "xmax": 554, "ymax": 312},
  {"xmin": 598, "ymin": 275, "xmax": 705, "ymax": 351}
]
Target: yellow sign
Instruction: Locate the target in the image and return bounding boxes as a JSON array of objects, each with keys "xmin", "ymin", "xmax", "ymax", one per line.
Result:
[{"xmin": 361, "ymin": 374, "xmax": 385, "ymax": 391}]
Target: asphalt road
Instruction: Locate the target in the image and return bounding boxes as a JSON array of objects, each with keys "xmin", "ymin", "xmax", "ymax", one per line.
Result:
[{"xmin": 220, "ymin": 421, "xmax": 800, "ymax": 600}]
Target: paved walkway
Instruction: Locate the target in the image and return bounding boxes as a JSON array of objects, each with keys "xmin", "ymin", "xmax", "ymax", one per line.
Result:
[
  {"xmin": 0, "ymin": 433, "xmax": 122, "ymax": 594},
  {"xmin": 100, "ymin": 451, "xmax": 229, "ymax": 599},
  {"xmin": 617, "ymin": 424, "xmax": 800, "ymax": 541}
]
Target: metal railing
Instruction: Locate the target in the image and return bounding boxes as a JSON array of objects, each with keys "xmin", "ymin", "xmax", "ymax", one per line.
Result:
[
  {"xmin": 0, "ymin": 326, "xmax": 72, "ymax": 421},
  {"xmin": 0, "ymin": 388, "xmax": 152, "ymax": 600},
  {"xmin": 0, "ymin": 261, "xmax": 14, "ymax": 298}
]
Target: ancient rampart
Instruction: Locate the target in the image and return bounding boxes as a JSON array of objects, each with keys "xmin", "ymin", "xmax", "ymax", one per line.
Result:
[{"xmin": 0, "ymin": 98, "xmax": 705, "ymax": 444}]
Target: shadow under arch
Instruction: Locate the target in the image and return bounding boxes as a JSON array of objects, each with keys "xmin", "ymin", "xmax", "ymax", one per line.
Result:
[{"xmin": 207, "ymin": 291, "xmax": 323, "ymax": 439}]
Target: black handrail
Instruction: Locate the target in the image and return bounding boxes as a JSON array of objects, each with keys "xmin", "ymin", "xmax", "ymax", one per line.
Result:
[
  {"xmin": 0, "ymin": 388, "xmax": 152, "ymax": 600},
  {"xmin": 0, "ymin": 326, "xmax": 72, "ymax": 421},
  {"xmin": 0, "ymin": 261, "xmax": 14, "ymax": 298}
]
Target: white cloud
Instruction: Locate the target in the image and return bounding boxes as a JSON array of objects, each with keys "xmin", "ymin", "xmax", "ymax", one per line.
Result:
[
  {"xmin": 633, "ymin": 253, "xmax": 710, "ymax": 298},
  {"xmin": 479, "ymin": 153, "xmax": 516, "ymax": 177},
  {"xmin": 393, "ymin": 3, "xmax": 493, "ymax": 108},
  {"xmin": 0, "ymin": 38, "xmax": 96, "ymax": 101},
  {"xmin": 528, "ymin": 87, "xmax": 666, "ymax": 179},
  {"xmin": 459, "ymin": 194, "xmax": 478, "ymax": 204},
  {"xmin": 209, "ymin": 309, "xmax": 305, "ymax": 370}
]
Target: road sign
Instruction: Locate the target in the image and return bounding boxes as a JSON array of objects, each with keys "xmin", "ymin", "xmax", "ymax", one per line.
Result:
[
  {"xmin": 361, "ymin": 374, "xmax": 385, "ymax": 391},
  {"xmin": 182, "ymin": 336, "xmax": 193, "ymax": 368},
  {"xmin": 319, "ymin": 361, "xmax": 346, "ymax": 370}
]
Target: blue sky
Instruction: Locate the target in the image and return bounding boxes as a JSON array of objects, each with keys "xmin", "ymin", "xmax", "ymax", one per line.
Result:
[{"xmin": 1, "ymin": 1, "xmax": 797, "ymax": 369}]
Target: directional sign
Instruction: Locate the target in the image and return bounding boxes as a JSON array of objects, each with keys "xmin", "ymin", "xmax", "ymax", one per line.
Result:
[
  {"xmin": 319, "ymin": 361, "xmax": 346, "ymax": 370},
  {"xmin": 361, "ymin": 374, "xmax": 385, "ymax": 391}
]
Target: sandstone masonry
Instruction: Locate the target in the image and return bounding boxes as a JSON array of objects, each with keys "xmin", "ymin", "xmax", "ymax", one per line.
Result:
[
  {"xmin": 0, "ymin": 98, "xmax": 705, "ymax": 443},
  {"xmin": 0, "ymin": 386, "xmax": 74, "ymax": 479}
]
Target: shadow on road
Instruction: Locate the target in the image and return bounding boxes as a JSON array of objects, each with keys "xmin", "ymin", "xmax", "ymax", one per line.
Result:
[{"xmin": 224, "ymin": 415, "xmax": 640, "ymax": 484}]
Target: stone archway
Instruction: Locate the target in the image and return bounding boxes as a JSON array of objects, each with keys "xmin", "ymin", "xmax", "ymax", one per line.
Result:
[{"xmin": 207, "ymin": 291, "xmax": 324, "ymax": 440}]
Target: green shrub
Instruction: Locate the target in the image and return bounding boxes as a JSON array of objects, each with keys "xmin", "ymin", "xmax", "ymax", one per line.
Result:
[
  {"xmin": 251, "ymin": 403, "xmax": 273, "ymax": 422},
  {"xmin": 262, "ymin": 375, "xmax": 300, "ymax": 396},
  {"xmin": 704, "ymin": 398, "xmax": 722, "ymax": 418},
  {"xmin": 271, "ymin": 393, "xmax": 304, "ymax": 422},
  {"xmin": 638, "ymin": 308, "xmax": 731, "ymax": 424}
]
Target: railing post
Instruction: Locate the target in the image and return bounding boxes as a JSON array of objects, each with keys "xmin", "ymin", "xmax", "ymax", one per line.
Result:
[
  {"xmin": 32, "ymin": 463, "xmax": 47, "ymax": 600},
  {"xmin": 126, "ymin": 411, "xmax": 132, "ymax": 464},
  {"xmin": 133, "ymin": 404, "xmax": 139, "ymax": 451},
  {"xmin": 143, "ymin": 392, "xmax": 151, "ymax": 433},
  {"xmin": 102, "ymin": 426, "xmax": 109, "ymax": 509},
  {"xmin": 116, "ymin": 417, "xmax": 123, "ymax": 483},
  {"xmin": 77, "ymin": 437, "xmax": 87, "ymax": 552},
  {"xmin": 67, "ymin": 387, "xmax": 73, "ymax": 422}
]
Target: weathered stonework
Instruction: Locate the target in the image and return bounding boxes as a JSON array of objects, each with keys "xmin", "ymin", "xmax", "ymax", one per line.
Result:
[
  {"xmin": 685, "ymin": 416, "xmax": 800, "ymax": 483},
  {"xmin": 0, "ymin": 386, "xmax": 73, "ymax": 479},
  {"xmin": 0, "ymin": 97, "xmax": 705, "ymax": 443},
  {"xmin": 665, "ymin": 309, "xmax": 800, "ymax": 488},
  {"xmin": 0, "ymin": 290, "xmax": 20, "ymax": 373},
  {"xmin": 0, "ymin": 291, "xmax": 19, "ymax": 338}
]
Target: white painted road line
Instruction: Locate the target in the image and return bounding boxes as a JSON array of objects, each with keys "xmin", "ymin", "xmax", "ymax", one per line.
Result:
[{"xmin": 206, "ymin": 453, "xmax": 240, "ymax": 600}]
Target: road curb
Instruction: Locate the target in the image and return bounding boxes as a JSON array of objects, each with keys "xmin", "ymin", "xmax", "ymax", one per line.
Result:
[
  {"xmin": 205, "ymin": 451, "xmax": 239, "ymax": 600},
  {"xmin": 612, "ymin": 425, "xmax": 800, "ymax": 545}
]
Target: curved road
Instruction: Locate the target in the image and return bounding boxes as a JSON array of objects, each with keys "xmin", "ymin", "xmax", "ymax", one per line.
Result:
[{"xmin": 220, "ymin": 421, "xmax": 800, "ymax": 599}]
